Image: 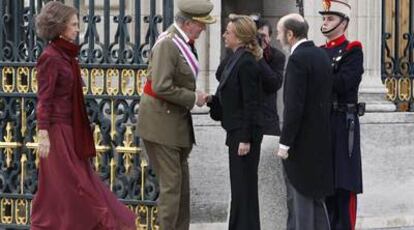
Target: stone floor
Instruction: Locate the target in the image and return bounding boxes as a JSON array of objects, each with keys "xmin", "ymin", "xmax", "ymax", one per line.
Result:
[
  {"xmin": 188, "ymin": 113, "xmax": 414, "ymax": 230},
  {"xmin": 189, "ymin": 223, "xmax": 414, "ymax": 230}
]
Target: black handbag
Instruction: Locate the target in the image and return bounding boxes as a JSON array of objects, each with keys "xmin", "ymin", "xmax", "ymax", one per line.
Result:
[{"xmin": 207, "ymin": 95, "xmax": 222, "ymax": 121}]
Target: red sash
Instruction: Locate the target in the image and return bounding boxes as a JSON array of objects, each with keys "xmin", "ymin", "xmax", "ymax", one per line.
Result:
[{"xmin": 143, "ymin": 80, "xmax": 160, "ymax": 99}]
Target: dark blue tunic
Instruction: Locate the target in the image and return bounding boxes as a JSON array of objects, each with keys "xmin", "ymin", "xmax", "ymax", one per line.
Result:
[{"xmin": 322, "ymin": 35, "xmax": 364, "ymax": 194}]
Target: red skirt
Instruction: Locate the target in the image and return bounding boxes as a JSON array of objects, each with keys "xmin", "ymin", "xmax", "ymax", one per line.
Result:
[{"xmin": 31, "ymin": 123, "xmax": 136, "ymax": 230}]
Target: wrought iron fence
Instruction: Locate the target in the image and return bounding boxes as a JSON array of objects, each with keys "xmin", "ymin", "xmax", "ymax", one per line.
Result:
[
  {"xmin": 382, "ymin": 0, "xmax": 414, "ymax": 111},
  {"xmin": 296, "ymin": 0, "xmax": 304, "ymax": 16},
  {"xmin": 0, "ymin": 0, "xmax": 173, "ymax": 228}
]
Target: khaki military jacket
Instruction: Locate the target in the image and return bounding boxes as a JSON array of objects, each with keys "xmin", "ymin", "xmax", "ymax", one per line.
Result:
[{"xmin": 137, "ymin": 25, "xmax": 196, "ymax": 147}]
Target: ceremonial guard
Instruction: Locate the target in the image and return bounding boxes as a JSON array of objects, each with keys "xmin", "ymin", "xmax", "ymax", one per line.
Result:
[{"xmin": 319, "ymin": 0, "xmax": 365, "ymax": 229}]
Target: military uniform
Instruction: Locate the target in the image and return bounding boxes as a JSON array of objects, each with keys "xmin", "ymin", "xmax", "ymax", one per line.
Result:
[
  {"xmin": 138, "ymin": 26, "xmax": 198, "ymax": 148},
  {"xmin": 320, "ymin": 1, "xmax": 365, "ymax": 229},
  {"xmin": 322, "ymin": 35, "xmax": 364, "ymax": 193},
  {"xmin": 137, "ymin": 1, "xmax": 215, "ymax": 229}
]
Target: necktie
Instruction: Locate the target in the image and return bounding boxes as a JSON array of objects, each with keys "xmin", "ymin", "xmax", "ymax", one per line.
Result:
[{"xmin": 188, "ymin": 39, "xmax": 198, "ymax": 59}]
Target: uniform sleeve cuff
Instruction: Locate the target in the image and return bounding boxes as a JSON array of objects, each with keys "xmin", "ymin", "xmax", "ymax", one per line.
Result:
[{"xmin": 279, "ymin": 143, "xmax": 290, "ymax": 150}]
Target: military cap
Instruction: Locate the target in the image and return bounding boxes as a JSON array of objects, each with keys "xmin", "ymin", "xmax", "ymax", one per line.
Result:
[
  {"xmin": 319, "ymin": 0, "xmax": 351, "ymax": 19},
  {"xmin": 177, "ymin": 0, "xmax": 216, "ymax": 24}
]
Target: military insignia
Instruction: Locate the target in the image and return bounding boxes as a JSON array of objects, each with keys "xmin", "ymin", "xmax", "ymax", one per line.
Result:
[
  {"xmin": 322, "ymin": 0, "xmax": 331, "ymax": 11},
  {"xmin": 335, "ymin": 55, "xmax": 343, "ymax": 62}
]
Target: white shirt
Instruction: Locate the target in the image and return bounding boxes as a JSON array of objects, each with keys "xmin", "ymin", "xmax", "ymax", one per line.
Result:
[
  {"xmin": 290, "ymin": 38, "xmax": 308, "ymax": 54},
  {"xmin": 279, "ymin": 38, "xmax": 308, "ymax": 151}
]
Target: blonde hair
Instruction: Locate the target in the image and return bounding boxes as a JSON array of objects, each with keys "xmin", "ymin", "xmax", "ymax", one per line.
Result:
[{"xmin": 228, "ymin": 14, "xmax": 263, "ymax": 60}]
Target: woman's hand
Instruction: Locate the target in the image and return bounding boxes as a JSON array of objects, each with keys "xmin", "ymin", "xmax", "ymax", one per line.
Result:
[
  {"xmin": 38, "ymin": 129, "xmax": 50, "ymax": 158},
  {"xmin": 238, "ymin": 142, "xmax": 251, "ymax": 156}
]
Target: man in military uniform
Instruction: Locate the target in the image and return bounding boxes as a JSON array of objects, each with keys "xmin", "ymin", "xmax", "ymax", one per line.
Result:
[
  {"xmin": 319, "ymin": 0, "xmax": 364, "ymax": 229},
  {"xmin": 137, "ymin": 0, "xmax": 215, "ymax": 229}
]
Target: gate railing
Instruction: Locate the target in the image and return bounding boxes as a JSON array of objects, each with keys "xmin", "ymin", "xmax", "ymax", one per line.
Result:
[
  {"xmin": 0, "ymin": 0, "xmax": 173, "ymax": 228},
  {"xmin": 382, "ymin": 0, "xmax": 414, "ymax": 111}
]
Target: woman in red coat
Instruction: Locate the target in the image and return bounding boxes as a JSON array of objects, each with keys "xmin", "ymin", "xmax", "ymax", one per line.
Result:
[{"xmin": 31, "ymin": 2, "xmax": 136, "ymax": 229}]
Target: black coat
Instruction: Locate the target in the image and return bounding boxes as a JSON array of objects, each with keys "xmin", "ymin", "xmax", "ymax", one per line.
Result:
[
  {"xmin": 322, "ymin": 37, "xmax": 364, "ymax": 193},
  {"xmin": 214, "ymin": 47, "xmax": 285, "ymax": 136},
  {"xmin": 280, "ymin": 41, "xmax": 334, "ymax": 199},
  {"xmin": 260, "ymin": 46, "xmax": 285, "ymax": 136},
  {"xmin": 209, "ymin": 48, "xmax": 263, "ymax": 143}
]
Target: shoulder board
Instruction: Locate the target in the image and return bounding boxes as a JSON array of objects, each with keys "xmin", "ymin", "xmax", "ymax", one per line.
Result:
[{"xmin": 345, "ymin": 41, "xmax": 362, "ymax": 51}]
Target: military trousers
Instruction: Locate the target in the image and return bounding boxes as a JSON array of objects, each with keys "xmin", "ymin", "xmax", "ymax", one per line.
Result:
[
  {"xmin": 326, "ymin": 188, "xmax": 358, "ymax": 230},
  {"xmin": 143, "ymin": 140, "xmax": 192, "ymax": 230}
]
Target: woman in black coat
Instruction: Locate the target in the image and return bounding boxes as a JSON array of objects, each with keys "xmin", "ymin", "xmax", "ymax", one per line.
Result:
[{"xmin": 207, "ymin": 14, "xmax": 263, "ymax": 230}]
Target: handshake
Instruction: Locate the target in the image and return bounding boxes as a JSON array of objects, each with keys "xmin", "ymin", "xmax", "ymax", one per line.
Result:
[{"xmin": 195, "ymin": 91, "xmax": 212, "ymax": 107}]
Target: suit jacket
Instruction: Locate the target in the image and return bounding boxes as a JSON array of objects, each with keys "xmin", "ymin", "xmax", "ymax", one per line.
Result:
[
  {"xmin": 215, "ymin": 48, "xmax": 263, "ymax": 143},
  {"xmin": 137, "ymin": 25, "xmax": 196, "ymax": 147},
  {"xmin": 213, "ymin": 47, "xmax": 284, "ymax": 136},
  {"xmin": 280, "ymin": 41, "xmax": 334, "ymax": 199},
  {"xmin": 260, "ymin": 46, "xmax": 285, "ymax": 135}
]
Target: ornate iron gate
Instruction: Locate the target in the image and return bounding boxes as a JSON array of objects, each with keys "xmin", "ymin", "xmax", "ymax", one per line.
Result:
[
  {"xmin": 382, "ymin": 0, "xmax": 414, "ymax": 111},
  {"xmin": 0, "ymin": 0, "xmax": 173, "ymax": 228},
  {"xmin": 296, "ymin": 0, "xmax": 304, "ymax": 16}
]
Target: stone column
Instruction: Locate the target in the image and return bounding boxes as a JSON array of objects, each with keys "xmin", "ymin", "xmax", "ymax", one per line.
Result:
[
  {"xmin": 195, "ymin": 0, "xmax": 221, "ymax": 97},
  {"xmin": 263, "ymin": 0, "xmax": 298, "ymax": 33},
  {"xmin": 304, "ymin": 0, "xmax": 394, "ymax": 111}
]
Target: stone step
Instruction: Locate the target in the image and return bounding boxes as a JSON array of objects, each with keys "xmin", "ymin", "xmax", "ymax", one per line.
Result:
[{"xmin": 359, "ymin": 88, "xmax": 396, "ymax": 112}]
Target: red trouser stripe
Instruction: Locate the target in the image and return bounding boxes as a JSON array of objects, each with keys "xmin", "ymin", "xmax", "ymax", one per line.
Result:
[{"xmin": 349, "ymin": 192, "xmax": 357, "ymax": 230}]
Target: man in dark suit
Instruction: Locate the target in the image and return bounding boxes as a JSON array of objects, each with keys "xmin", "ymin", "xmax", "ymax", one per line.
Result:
[
  {"xmin": 253, "ymin": 17, "xmax": 286, "ymax": 228},
  {"xmin": 275, "ymin": 13, "xmax": 334, "ymax": 230},
  {"xmin": 319, "ymin": 0, "xmax": 364, "ymax": 229},
  {"xmin": 255, "ymin": 18, "xmax": 286, "ymax": 137}
]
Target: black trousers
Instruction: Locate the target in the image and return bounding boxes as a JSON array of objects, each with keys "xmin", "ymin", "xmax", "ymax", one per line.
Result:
[
  {"xmin": 226, "ymin": 129, "xmax": 262, "ymax": 230},
  {"xmin": 326, "ymin": 189, "xmax": 357, "ymax": 230}
]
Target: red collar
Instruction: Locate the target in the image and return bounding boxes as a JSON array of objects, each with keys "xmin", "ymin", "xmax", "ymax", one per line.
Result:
[
  {"xmin": 325, "ymin": 35, "xmax": 346, "ymax": 48},
  {"xmin": 51, "ymin": 37, "xmax": 80, "ymax": 58}
]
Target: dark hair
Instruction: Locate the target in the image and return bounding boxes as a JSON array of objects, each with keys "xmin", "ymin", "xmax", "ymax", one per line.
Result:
[
  {"xmin": 36, "ymin": 1, "xmax": 78, "ymax": 41},
  {"xmin": 282, "ymin": 17, "xmax": 309, "ymax": 40},
  {"xmin": 255, "ymin": 19, "xmax": 273, "ymax": 36}
]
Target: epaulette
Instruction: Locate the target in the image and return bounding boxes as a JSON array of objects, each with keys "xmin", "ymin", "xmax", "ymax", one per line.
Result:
[{"xmin": 345, "ymin": 41, "xmax": 362, "ymax": 51}]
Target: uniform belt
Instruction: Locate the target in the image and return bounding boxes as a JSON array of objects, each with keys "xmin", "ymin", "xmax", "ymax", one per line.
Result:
[
  {"xmin": 332, "ymin": 103, "xmax": 358, "ymax": 113},
  {"xmin": 332, "ymin": 103, "xmax": 365, "ymax": 116}
]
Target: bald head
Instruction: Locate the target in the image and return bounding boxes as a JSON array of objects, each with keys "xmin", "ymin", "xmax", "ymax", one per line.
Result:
[{"xmin": 277, "ymin": 13, "xmax": 309, "ymax": 40}]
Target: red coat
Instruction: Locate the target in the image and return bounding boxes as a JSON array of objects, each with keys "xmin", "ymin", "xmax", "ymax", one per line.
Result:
[{"xmin": 31, "ymin": 38, "xmax": 136, "ymax": 230}]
